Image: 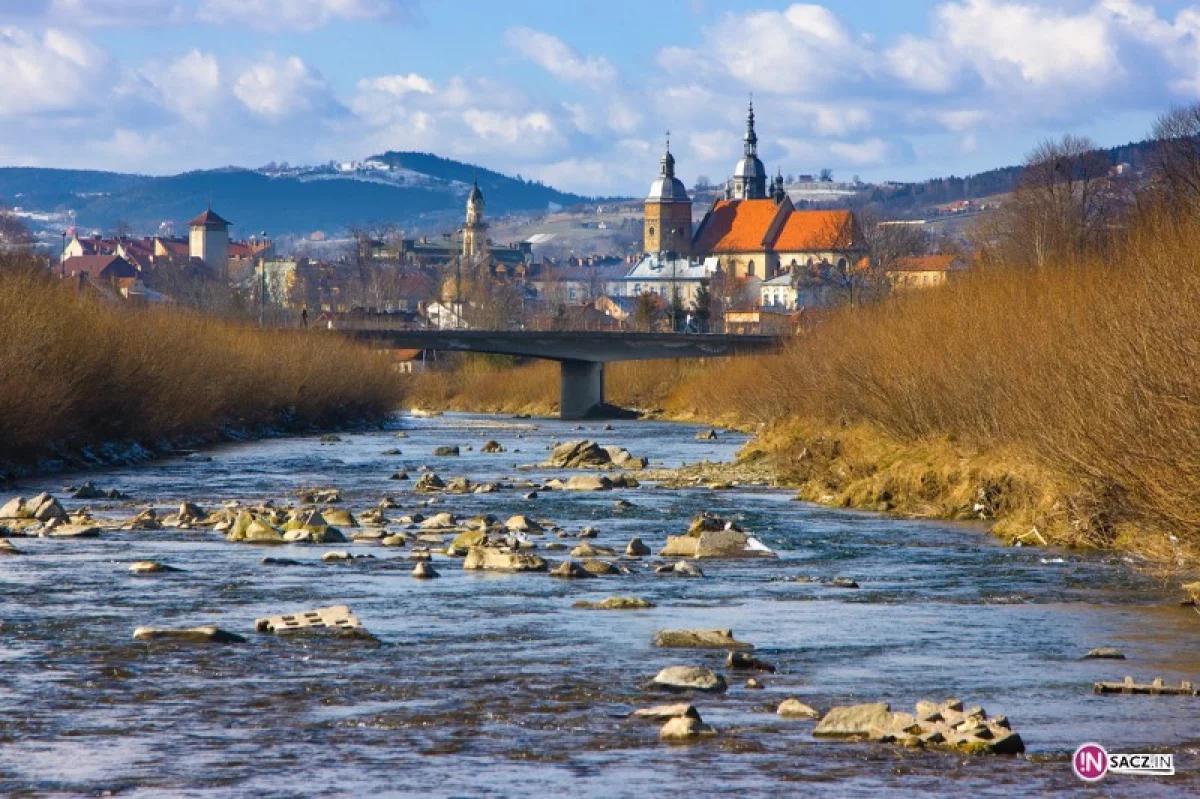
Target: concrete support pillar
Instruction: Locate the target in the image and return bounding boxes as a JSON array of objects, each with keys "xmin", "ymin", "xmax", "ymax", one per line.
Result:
[{"xmin": 560, "ymin": 360, "xmax": 604, "ymax": 420}]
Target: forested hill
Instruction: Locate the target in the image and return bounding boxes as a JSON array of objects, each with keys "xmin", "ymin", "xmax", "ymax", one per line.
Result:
[
  {"xmin": 0, "ymin": 152, "xmax": 593, "ymax": 237},
  {"xmin": 869, "ymin": 138, "xmax": 1158, "ymax": 211}
]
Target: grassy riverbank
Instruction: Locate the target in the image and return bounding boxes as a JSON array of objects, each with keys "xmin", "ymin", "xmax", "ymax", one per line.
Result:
[
  {"xmin": 0, "ymin": 266, "xmax": 403, "ymax": 472},
  {"xmin": 409, "ymin": 210, "xmax": 1200, "ymax": 567}
]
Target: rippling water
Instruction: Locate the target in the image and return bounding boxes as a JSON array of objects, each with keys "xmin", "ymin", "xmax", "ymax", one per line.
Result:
[{"xmin": 2, "ymin": 413, "xmax": 1197, "ymax": 797}]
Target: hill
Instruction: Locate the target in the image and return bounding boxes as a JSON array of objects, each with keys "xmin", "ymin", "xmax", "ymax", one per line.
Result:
[{"xmin": 0, "ymin": 152, "xmax": 594, "ymax": 238}]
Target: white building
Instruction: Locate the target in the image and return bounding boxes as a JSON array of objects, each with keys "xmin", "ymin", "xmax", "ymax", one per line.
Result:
[{"xmin": 610, "ymin": 253, "xmax": 721, "ymax": 307}]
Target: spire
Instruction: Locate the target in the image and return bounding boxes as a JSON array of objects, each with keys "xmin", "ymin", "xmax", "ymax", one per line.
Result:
[
  {"xmin": 660, "ymin": 130, "xmax": 676, "ymax": 177},
  {"xmin": 744, "ymin": 98, "xmax": 757, "ymax": 157}
]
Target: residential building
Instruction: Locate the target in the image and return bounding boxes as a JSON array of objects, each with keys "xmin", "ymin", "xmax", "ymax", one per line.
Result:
[
  {"xmin": 62, "ymin": 254, "xmax": 138, "ymax": 282},
  {"xmin": 610, "ymin": 253, "xmax": 720, "ymax": 307},
  {"xmin": 887, "ymin": 254, "xmax": 969, "ymax": 290}
]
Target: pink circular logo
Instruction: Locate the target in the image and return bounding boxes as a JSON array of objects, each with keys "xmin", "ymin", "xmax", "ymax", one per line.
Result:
[{"xmin": 1073, "ymin": 743, "xmax": 1109, "ymax": 781}]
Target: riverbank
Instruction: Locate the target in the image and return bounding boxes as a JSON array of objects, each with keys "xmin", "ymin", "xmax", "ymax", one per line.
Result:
[
  {"xmin": 408, "ymin": 363, "xmax": 1105, "ymax": 559},
  {"xmin": 407, "ymin": 208, "xmax": 1200, "ymax": 570},
  {"xmin": 0, "ymin": 267, "xmax": 403, "ymax": 477}
]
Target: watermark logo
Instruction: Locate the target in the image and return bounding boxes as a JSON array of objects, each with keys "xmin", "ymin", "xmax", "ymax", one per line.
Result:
[
  {"xmin": 1073, "ymin": 743, "xmax": 1175, "ymax": 781},
  {"xmin": 1073, "ymin": 743, "xmax": 1108, "ymax": 781}
]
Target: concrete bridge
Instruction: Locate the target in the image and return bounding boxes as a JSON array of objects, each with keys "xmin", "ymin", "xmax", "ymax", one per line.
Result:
[{"xmin": 335, "ymin": 325, "xmax": 783, "ymax": 419}]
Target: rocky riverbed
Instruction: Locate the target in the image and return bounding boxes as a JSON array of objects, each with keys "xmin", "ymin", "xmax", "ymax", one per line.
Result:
[{"xmin": 0, "ymin": 412, "xmax": 1197, "ymax": 796}]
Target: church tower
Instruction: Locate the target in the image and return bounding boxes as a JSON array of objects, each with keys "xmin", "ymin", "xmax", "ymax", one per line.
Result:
[
  {"xmin": 462, "ymin": 178, "xmax": 487, "ymax": 262},
  {"xmin": 643, "ymin": 136, "xmax": 692, "ymax": 255},
  {"xmin": 731, "ymin": 101, "xmax": 767, "ymax": 200}
]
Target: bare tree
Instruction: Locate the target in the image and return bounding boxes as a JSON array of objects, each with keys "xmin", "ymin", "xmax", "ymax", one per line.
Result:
[
  {"xmin": 974, "ymin": 134, "xmax": 1118, "ymax": 268},
  {"xmin": 1149, "ymin": 104, "xmax": 1200, "ymax": 207},
  {"xmin": 0, "ymin": 206, "xmax": 33, "ymax": 255}
]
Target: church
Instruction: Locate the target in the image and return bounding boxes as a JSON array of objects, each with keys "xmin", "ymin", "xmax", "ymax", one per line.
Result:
[{"xmin": 639, "ymin": 103, "xmax": 867, "ymax": 302}]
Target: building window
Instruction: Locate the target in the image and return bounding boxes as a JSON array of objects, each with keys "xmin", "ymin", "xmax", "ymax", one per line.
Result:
[
  {"xmin": 634, "ymin": 283, "xmax": 641, "ymax": 294},
  {"xmin": 747, "ymin": 260, "xmax": 755, "ymax": 277},
  {"xmin": 648, "ymin": 226, "xmax": 655, "ymax": 237},
  {"xmin": 838, "ymin": 258, "xmax": 848, "ymax": 270}
]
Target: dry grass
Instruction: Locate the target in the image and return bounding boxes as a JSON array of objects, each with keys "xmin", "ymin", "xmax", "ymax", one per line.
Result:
[
  {"xmin": 409, "ymin": 206, "xmax": 1200, "ymax": 564},
  {"xmin": 0, "ymin": 267, "xmax": 403, "ymax": 466}
]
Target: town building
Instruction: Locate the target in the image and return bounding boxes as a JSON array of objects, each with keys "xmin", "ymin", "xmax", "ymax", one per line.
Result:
[
  {"xmin": 611, "ymin": 252, "xmax": 719, "ymax": 306},
  {"xmin": 887, "ymin": 254, "xmax": 968, "ymax": 290},
  {"xmin": 643, "ymin": 138, "xmax": 692, "ymax": 256},
  {"xmin": 187, "ymin": 208, "xmax": 231, "ymax": 275}
]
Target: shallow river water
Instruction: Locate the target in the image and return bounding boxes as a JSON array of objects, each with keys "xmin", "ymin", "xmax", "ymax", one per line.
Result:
[{"xmin": 2, "ymin": 413, "xmax": 1198, "ymax": 797}]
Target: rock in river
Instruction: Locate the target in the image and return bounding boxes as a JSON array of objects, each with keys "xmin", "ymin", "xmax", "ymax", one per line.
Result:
[
  {"xmin": 1084, "ymin": 647, "xmax": 1126, "ymax": 659},
  {"xmin": 133, "ymin": 625, "xmax": 246, "ymax": 644},
  {"xmin": 573, "ymin": 596, "xmax": 655, "ymax": 610},
  {"xmin": 564, "ymin": 475, "xmax": 612, "ymax": 492},
  {"xmin": 777, "ymin": 698, "xmax": 820, "ymax": 718},
  {"xmin": 130, "ymin": 561, "xmax": 182, "ymax": 574},
  {"xmin": 812, "ymin": 702, "xmax": 894, "ymax": 737},
  {"xmin": 433, "ymin": 445, "xmax": 460, "ymax": 456},
  {"xmin": 652, "ymin": 666, "xmax": 728, "ymax": 693},
  {"xmin": 654, "ymin": 629, "xmax": 753, "ymax": 650},
  {"xmin": 549, "ymin": 560, "xmax": 594, "ymax": 579},
  {"xmin": 625, "ymin": 537, "xmax": 651, "ymax": 556},
  {"xmin": 462, "ymin": 546, "xmax": 547, "ymax": 572},
  {"xmin": 633, "ymin": 703, "xmax": 699, "ymax": 720},
  {"xmin": 727, "ymin": 651, "xmax": 776, "ymax": 672},
  {"xmin": 659, "ymin": 715, "xmax": 717, "ymax": 742},
  {"xmin": 412, "ymin": 561, "xmax": 440, "ymax": 579}
]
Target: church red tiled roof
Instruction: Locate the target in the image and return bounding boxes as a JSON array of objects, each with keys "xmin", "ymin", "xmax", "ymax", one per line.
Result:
[
  {"xmin": 188, "ymin": 208, "xmax": 231, "ymax": 229},
  {"xmin": 772, "ymin": 210, "xmax": 865, "ymax": 252},
  {"xmin": 692, "ymin": 199, "xmax": 789, "ymax": 253}
]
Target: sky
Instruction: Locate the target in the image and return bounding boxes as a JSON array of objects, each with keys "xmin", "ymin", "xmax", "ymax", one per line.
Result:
[{"xmin": 0, "ymin": 0, "xmax": 1199, "ymax": 195}]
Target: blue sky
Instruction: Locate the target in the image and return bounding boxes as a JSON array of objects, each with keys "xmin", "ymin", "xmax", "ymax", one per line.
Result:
[{"xmin": 0, "ymin": 0, "xmax": 1198, "ymax": 194}]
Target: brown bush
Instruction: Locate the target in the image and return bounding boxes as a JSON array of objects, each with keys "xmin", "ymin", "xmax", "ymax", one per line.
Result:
[{"xmin": 0, "ymin": 267, "xmax": 402, "ymax": 465}]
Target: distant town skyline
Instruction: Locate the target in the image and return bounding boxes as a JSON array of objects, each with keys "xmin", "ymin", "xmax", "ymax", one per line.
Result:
[{"xmin": 0, "ymin": 0, "xmax": 1197, "ymax": 194}]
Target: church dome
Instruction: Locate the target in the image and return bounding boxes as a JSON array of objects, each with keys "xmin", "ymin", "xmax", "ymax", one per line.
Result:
[
  {"xmin": 733, "ymin": 154, "xmax": 766, "ymax": 181},
  {"xmin": 467, "ymin": 180, "xmax": 483, "ymax": 206},
  {"xmin": 646, "ymin": 142, "xmax": 690, "ymax": 203}
]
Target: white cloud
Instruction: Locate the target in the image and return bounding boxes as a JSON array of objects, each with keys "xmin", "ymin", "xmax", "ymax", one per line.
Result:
[
  {"xmin": 234, "ymin": 53, "xmax": 336, "ymax": 122},
  {"xmin": 0, "ymin": 27, "xmax": 110, "ymax": 116},
  {"xmin": 357, "ymin": 73, "xmax": 434, "ymax": 97},
  {"xmin": 505, "ymin": 26, "xmax": 617, "ymax": 88},
  {"xmin": 139, "ymin": 49, "xmax": 222, "ymax": 126}
]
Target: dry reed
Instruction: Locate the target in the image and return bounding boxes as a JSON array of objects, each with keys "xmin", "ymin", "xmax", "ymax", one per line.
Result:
[{"xmin": 0, "ymin": 268, "xmax": 403, "ymax": 466}]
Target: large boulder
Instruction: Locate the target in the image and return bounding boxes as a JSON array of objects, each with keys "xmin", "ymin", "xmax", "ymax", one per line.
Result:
[
  {"xmin": 462, "ymin": 546, "xmax": 547, "ymax": 572},
  {"xmin": 449, "ymin": 529, "xmax": 488, "ymax": 554},
  {"xmin": 506, "ymin": 515, "xmax": 543, "ymax": 533},
  {"xmin": 420, "ymin": 512, "xmax": 457, "ymax": 530},
  {"xmin": 545, "ymin": 440, "xmax": 611, "ymax": 468},
  {"xmin": 654, "ymin": 629, "xmax": 753, "ymax": 650},
  {"xmin": 433, "ymin": 445, "xmax": 460, "ymax": 456},
  {"xmin": 603, "ymin": 445, "xmax": 648, "ymax": 470},
  {"xmin": 659, "ymin": 536, "xmax": 700, "ymax": 557},
  {"xmin": 415, "ymin": 473, "xmax": 446, "ymax": 492},
  {"xmin": 564, "ymin": 475, "xmax": 613, "ymax": 492},
  {"xmin": 659, "ymin": 715, "xmax": 717, "ymax": 742},
  {"xmin": 322, "ymin": 508, "xmax": 357, "ymax": 528},
  {"xmin": 30, "ymin": 494, "xmax": 67, "ymax": 523},
  {"xmin": 633, "ymin": 703, "xmax": 698, "ymax": 720},
  {"xmin": 813, "ymin": 702, "xmax": 893, "ymax": 737},
  {"xmin": 652, "ymin": 666, "xmax": 728, "ymax": 693},
  {"xmin": 695, "ymin": 529, "xmax": 775, "ymax": 559},
  {"xmin": 481, "ymin": 440, "xmax": 505, "ymax": 453},
  {"xmin": 0, "ymin": 496, "xmax": 26, "ymax": 519}
]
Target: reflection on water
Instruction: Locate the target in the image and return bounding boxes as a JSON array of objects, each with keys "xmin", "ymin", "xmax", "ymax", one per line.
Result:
[{"xmin": 1, "ymin": 413, "xmax": 1197, "ymax": 796}]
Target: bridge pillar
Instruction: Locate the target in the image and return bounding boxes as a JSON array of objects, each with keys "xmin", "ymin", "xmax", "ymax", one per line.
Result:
[{"xmin": 560, "ymin": 360, "xmax": 604, "ymax": 420}]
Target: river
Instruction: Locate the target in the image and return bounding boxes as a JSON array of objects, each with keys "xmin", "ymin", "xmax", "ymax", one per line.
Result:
[{"xmin": 1, "ymin": 413, "xmax": 1196, "ymax": 797}]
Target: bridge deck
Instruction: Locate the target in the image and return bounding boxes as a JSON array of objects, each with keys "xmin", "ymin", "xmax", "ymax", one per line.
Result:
[{"xmin": 339, "ymin": 327, "xmax": 783, "ymax": 363}]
